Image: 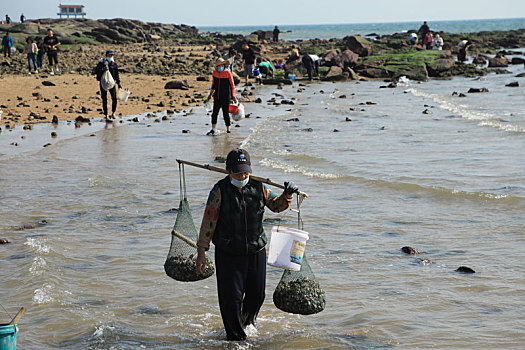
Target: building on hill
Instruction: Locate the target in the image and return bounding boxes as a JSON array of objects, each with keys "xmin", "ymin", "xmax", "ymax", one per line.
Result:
[{"xmin": 57, "ymin": 4, "xmax": 86, "ymax": 19}]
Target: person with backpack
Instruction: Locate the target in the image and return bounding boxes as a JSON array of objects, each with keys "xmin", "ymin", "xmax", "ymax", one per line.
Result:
[
  {"xmin": 423, "ymin": 32, "xmax": 434, "ymax": 50},
  {"xmin": 95, "ymin": 50, "xmax": 122, "ymax": 121},
  {"xmin": 205, "ymin": 58, "xmax": 237, "ymax": 135},
  {"xmin": 2, "ymin": 32, "xmax": 12, "ymax": 58}
]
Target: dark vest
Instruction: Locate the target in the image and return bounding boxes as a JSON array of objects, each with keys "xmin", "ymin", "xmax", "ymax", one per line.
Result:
[{"xmin": 212, "ymin": 176, "xmax": 267, "ymax": 255}]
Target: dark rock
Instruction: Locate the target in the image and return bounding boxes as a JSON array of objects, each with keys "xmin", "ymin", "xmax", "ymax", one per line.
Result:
[
  {"xmin": 401, "ymin": 246, "xmax": 417, "ymax": 255},
  {"xmin": 343, "ymin": 35, "xmax": 372, "ymax": 57},
  {"xmin": 0, "ymin": 238, "xmax": 10, "ymax": 244},
  {"xmin": 43, "ymin": 143, "xmax": 52, "ymax": 147},
  {"xmin": 322, "ymin": 66, "xmax": 348, "ymax": 81},
  {"xmin": 468, "ymin": 87, "xmax": 489, "ymax": 93},
  {"xmin": 455, "ymin": 266, "xmax": 476, "ymax": 274},
  {"xmin": 333, "ymin": 129, "xmax": 340, "ymax": 132},
  {"xmin": 196, "ymin": 76, "xmax": 207, "ymax": 81},
  {"xmin": 488, "ymin": 57, "xmax": 509, "ymax": 68},
  {"xmin": 302, "ymin": 128, "xmax": 314, "ymax": 132},
  {"xmin": 51, "ymin": 132, "xmax": 57, "ymax": 138},
  {"xmin": 422, "ymin": 109, "xmax": 432, "ymax": 114},
  {"xmin": 75, "ymin": 116, "xmax": 90, "ymax": 123},
  {"xmin": 286, "ymin": 118, "xmax": 300, "ymax": 122},
  {"xmin": 52, "ymin": 116, "xmax": 59, "ymax": 124},
  {"xmin": 162, "ymin": 115, "xmax": 169, "ymax": 120},
  {"xmin": 510, "ymin": 57, "xmax": 525, "ymax": 64},
  {"xmin": 505, "ymin": 81, "xmax": 519, "ymax": 87},
  {"xmin": 164, "ymin": 80, "xmax": 189, "ymax": 90},
  {"xmin": 41, "ymin": 81, "xmax": 56, "ymax": 86},
  {"xmin": 426, "ymin": 58, "xmax": 455, "ymax": 77},
  {"xmin": 345, "ymin": 117, "xmax": 352, "ymax": 121},
  {"xmin": 338, "ymin": 95, "xmax": 347, "ymax": 99},
  {"xmin": 459, "ymin": 93, "xmax": 467, "ymax": 97},
  {"xmin": 181, "ymin": 129, "xmax": 191, "ymax": 133},
  {"xmin": 132, "ymin": 117, "xmax": 140, "ymax": 122},
  {"xmin": 262, "ymin": 79, "xmax": 293, "ymax": 85},
  {"xmin": 472, "ymin": 55, "xmax": 488, "ymax": 65}
]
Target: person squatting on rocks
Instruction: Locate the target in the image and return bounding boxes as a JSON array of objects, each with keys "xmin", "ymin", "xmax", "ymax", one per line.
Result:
[
  {"xmin": 22, "ymin": 37, "xmax": 39, "ymax": 74},
  {"xmin": 95, "ymin": 50, "xmax": 122, "ymax": 121},
  {"xmin": 258, "ymin": 59, "xmax": 275, "ymax": 78},
  {"xmin": 432, "ymin": 34, "xmax": 444, "ymax": 50},
  {"xmin": 241, "ymin": 42, "xmax": 256, "ymax": 85},
  {"xmin": 423, "ymin": 32, "xmax": 434, "ymax": 50},
  {"xmin": 273, "ymin": 25, "xmax": 280, "ymax": 42},
  {"xmin": 302, "ymin": 54, "xmax": 320, "ymax": 81},
  {"xmin": 407, "ymin": 32, "xmax": 418, "ymax": 46},
  {"xmin": 206, "ymin": 58, "xmax": 237, "ymax": 135},
  {"xmin": 43, "ymin": 29, "xmax": 61, "ymax": 75},
  {"xmin": 196, "ymin": 148, "xmax": 299, "ymax": 341},
  {"xmin": 457, "ymin": 40, "xmax": 472, "ymax": 63},
  {"xmin": 2, "ymin": 31, "xmax": 12, "ymax": 57}
]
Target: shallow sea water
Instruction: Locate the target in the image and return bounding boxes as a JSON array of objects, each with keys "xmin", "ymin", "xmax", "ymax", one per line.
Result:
[{"xmin": 1, "ymin": 58, "xmax": 525, "ymax": 349}]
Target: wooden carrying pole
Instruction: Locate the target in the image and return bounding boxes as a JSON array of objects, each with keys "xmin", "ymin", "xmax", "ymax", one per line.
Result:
[{"xmin": 176, "ymin": 159, "xmax": 308, "ymax": 198}]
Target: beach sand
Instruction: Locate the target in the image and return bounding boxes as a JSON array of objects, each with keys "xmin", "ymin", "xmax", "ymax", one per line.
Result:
[{"xmin": 0, "ymin": 72, "xmax": 210, "ymax": 126}]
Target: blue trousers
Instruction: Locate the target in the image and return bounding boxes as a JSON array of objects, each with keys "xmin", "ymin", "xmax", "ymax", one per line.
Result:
[
  {"xmin": 27, "ymin": 53, "xmax": 37, "ymax": 71},
  {"xmin": 215, "ymin": 247, "xmax": 266, "ymax": 341}
]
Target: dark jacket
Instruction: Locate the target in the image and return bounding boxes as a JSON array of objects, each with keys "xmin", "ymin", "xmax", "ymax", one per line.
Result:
[
  {"xmin": 212, "ymin": 176, "xmax": 266, "ymax": 255},
  {"xmin": 95, "ymin": 59, "xmax": 120, "ymax": 86},
  {"xmin": 211, "ymin": 69, "xmax": 235, "ymax": 102}
]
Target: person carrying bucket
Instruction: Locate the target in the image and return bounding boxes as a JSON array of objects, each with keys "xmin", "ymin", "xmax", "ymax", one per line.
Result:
[
  {"xmin": 205, "ymin": 58, "xmax": 237, "ymax": 136},
  {"xmin": 196, "ymin": 148, "xmax": 299, "ymax": 341}
]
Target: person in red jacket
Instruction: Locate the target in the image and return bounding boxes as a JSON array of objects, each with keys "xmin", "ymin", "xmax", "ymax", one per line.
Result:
[
  {"xmin": 206, "ymin": 58, "xmax": 237, "ymax": 135},
  {"xmin": 424, "ymin": 32, "xmax": 434, "ymax": 50}
]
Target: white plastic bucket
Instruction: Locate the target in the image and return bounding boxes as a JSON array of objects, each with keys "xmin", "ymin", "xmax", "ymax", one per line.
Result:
[
  {"xmin": 118, "ymin": 89, "xmax": 130, "ymax": 102},
  {"xmin": 267, "ymin": 226, "xmax": 309, "ymax": 271}
]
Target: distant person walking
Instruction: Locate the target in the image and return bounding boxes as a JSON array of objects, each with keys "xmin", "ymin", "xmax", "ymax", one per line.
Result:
[
  {"xmin": 95, "ymin": 50, "xmax": 122, "ymax": 121},
  {"xmin": 2, "ymin": 32, "xmax": 12, "ymax": 57},
  {"xmin": 5, "ymin": 15, "xmax": 11, "ymax": 24},
  {"xmin": 22, "ymin": 37, "xmax": 39, "ymax": 74},
  {"xmin": 241, "ymin": 42, "xmax": 256, "ymax": 85},
  {"xmin": 273, "ymin": 25, "xmax": 280, "ymax": 42},
  {"xmin": 418, "ymin": 21, "xmax": 430, "ymax": 37},
  {"xmin": 301, "ymin": 54, "xmax": 320, "ymax": 81},
  {"xmin": 205, "ymin": 58, "xmax": 237, "ymax": 135},
  {"xmin": 457, "ymin": 40, "xmax": 472, "ymax": 63},
  {"xmin": 423, "ymin": 32, "xmax": 433, "ymax": 50},
  {"xmin": 44, "ymin": 29, "xmax": 61, "ymax": 75},
  {"xmin": 20, "ymin": 13, "xmax": 25, "ymax": 23},
  {"xmin": 432, "ymin": 34, "xmax": 443, "ymax": 50},
  {"xmin": 222, "ymin": 48, "xmax": 241, "ymax": 84}
]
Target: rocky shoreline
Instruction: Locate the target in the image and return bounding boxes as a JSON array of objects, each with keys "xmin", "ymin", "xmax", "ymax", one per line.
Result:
[{"xmin": 1, "ymin": 19, "xmax": 524, "ymax": 128}]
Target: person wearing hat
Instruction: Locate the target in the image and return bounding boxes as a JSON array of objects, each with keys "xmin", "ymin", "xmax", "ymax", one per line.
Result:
[
  {"xmin": 205, "ymin": 57, "xmax": 237, "ymax": 135},
  {"xmin": 196, "ymin": 148, "xmax": 299, "ymax": 341},
  {"xmin": 94, "ymin": 50, "xmax": 122, "ymax": 121}
]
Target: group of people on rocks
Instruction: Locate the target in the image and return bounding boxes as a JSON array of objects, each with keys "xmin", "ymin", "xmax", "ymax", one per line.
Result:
[
  {"xmin": 2, "ymin": 28, "xmax": 61, "ymax": 75},
  {"xmin": 407, "ymin": 21, "xmax": 443, "ymax": 50},
  {"xmin": 1, "ymin": 13, "xmax": 24, "ymax": 25}
]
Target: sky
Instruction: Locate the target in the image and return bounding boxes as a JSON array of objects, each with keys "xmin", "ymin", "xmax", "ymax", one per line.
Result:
[{"xmin": 3, "ymin": 0, "xmax": 525, "ymax": 27}]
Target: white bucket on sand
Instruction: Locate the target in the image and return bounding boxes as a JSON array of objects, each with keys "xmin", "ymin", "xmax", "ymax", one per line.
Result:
[
  {"xmin": 267, "ymin": 226, "xmax": 309, "ymax": 271},
  {"xmin": 118, "ymin": 89, "xmax": 130, "ymax": 102}
]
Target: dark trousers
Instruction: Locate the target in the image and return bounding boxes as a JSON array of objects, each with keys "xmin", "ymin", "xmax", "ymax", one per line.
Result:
[
  {"xmin": 100, "ymin": 84, "xmax": 117, "ymax": 116},
  {"xmin": 215, "ymin": 247, "xmax": 266, "ymax": 341},
  {"xmin": 3, "ymin": 45, "xmax": 10, "ymax": 57},
  {"xmin": 47, "ymin": 50, "xmax": 58, "ymax": 66},
  {"xmin": 211, "ymin": 99, "xmax": 231, "ymax": 127}
]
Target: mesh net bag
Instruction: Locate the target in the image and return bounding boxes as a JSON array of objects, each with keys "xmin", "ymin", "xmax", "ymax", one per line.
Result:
[
  {"xmin": 273, "ymin": 254, "xmax": 326, "ymax": 315},
  {"xmin": 164, "ymin": 164, "xmax": 215, "ymax": 282},
  {"xmin": 272, "ymin": 195, "xmax": 325, "ymax": 315}
]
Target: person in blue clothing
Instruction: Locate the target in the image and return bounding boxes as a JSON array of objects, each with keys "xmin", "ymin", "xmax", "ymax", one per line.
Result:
[{"xmin": 2, "ymin": 32, "xmax": 13, "ymax": 58}]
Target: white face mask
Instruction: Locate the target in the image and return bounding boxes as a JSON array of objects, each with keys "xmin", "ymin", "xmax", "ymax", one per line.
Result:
[
  {"xmin": 230, "ymin": 176, "xmax": 249, "ymax": 188},
  {"xmin": 107, "ymin": 57, "xmax": 114, "ymax": 62},
  {"xmin": 217, "ymin": 66, "xmax": 225, "ymax": 72}
]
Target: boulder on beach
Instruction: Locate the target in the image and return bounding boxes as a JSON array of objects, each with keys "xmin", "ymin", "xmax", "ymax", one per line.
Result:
[
  {"xmin": 343, "ymin": 35, "xmax": 372, "ymax": 57},
  {"xmin": 488, "ymin": 56, "xmax": 509, "ymax": 68},
  {"xmin": 164, "ymin": 80, "xmax": 189, "ymax": 90},
  {"xmin": 321, "ymin": 66, "xmax": 349, "ymax": 81}
]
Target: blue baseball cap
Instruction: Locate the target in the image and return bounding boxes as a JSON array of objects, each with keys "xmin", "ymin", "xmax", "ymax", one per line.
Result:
[{"xmin": 105, "ymin": 50, "xmax": 114, "ymax": 56}]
